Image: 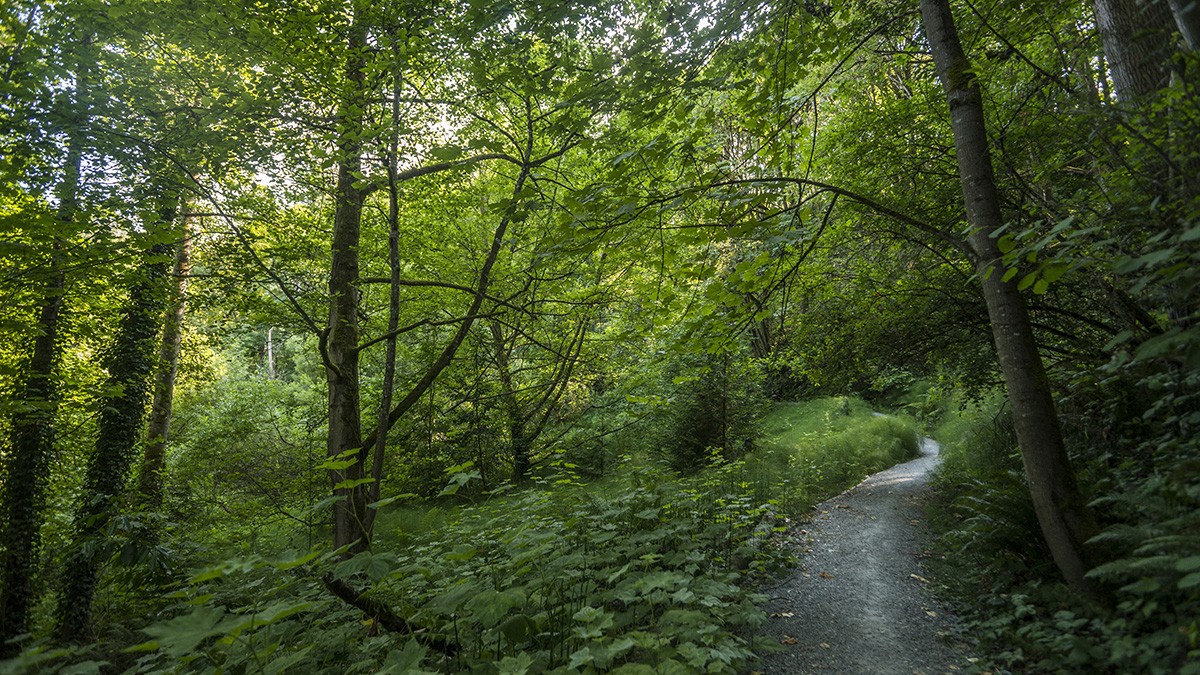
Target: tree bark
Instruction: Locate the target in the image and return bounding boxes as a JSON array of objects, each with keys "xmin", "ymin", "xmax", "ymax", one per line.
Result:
[
  {"xmin": 920, "ymin": 0, "xmax": 1104, "ymax": 600},
  {"xmin": 326, "ymin": 6, "xmax": 369, "ymax": 553},
  {"xmin": 1168, "ymin": 0, "xmax": 1200, "ymax": 50},
  {"xmin": 1093, "ymin": 0, "xmax": 1176, "ymax": 99},
  {"xmin": 0, "ymin": 41, "xmax": 87, "ymax": 653},
  {"xmin": 362, "ymin": 40, "xmax": 405, "ymax": 538},
  {"xmin": 136, "ymin": 224, "xmax": 192, "ymax": 511},
  {"xmin": 56, "ymin": 199, "xmax": 179, "ymax": 640},
  {"xmin": 490, "ymin": 320, "xmax": 531, "ymax": 482}
]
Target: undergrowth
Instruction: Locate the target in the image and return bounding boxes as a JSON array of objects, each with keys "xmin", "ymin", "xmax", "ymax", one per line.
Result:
[
  {"xmin": 3, "ymin": 398, "xmax": 921, "ymax": 673},
  {"xmin": 926, "ymin": 392, "xmax": 1200, "ymax": 674}
]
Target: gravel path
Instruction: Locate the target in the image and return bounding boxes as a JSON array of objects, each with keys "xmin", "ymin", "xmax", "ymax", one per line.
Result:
[{"xmin": 758, "ymin": 438, "xmax": 967, "ymax": 674}]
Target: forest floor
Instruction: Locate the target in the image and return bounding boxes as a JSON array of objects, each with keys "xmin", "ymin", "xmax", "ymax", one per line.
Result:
[{"xmin": 757, "ymin": 438, "xmax": 970, "ymax": 674}]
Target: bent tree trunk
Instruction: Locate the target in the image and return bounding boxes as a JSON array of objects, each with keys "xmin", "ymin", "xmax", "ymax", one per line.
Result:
[{"xmin": 920, "ymin": 0, "xmax": 1103, "ymax": 600}]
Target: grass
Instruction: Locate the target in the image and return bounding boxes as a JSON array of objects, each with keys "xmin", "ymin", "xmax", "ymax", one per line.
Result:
[{"xmin": 752, "ymin": 396, "xmax": 922, "ymax": 515}]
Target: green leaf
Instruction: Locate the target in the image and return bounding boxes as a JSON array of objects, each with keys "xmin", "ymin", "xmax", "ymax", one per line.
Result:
[
  {"xmin": 1175, "ymin": 556, "xmax": 1200, "ymax": 572},
  {"xmin": 1041, "ymin": 262, "xmax": 1069, "ymax": 285},
  {"xmin": 262, "ymin": 647, "xmax": 313, "ymax": 675},
  {"xmin": 333, "ymin": 477, "xmax": 375, "ymax": 490},
  {"xmin": 1017, "ymin": 272, "xmax": 1038, "ymax": 291},
  {"xmin": 497, "ymin": 652, "xmax": 536, "ymax": 675},
  {"xmin": 131, "ymin": 606, "xmax": 237, "ymax": 658},
  {"xmin": 378, "ymin": 639, "xmax": 431, "ymax": 674},
  {"xmin": 499, "ymin": 614, "xmax": 538, "ymax": 645}
]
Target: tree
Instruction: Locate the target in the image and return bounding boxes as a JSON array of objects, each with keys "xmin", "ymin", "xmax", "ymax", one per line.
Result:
[
  {"xmin": 0, "ymin": 24, "xmax": 90, "ymax": 654},
  {"xmin": 919, "ymin": 0, "xmax": 1103, "ymax": 600},
  {"xmin": 1093, "ymin": 0, "xmax": 1176, "ymax": 99},
  {"xmin": 135, "ymin": 224, "xmax": 192, "ymax": 510},
  {"xmin": 54, "ymin": 194, "xmax": 180, "ymax": 640}
]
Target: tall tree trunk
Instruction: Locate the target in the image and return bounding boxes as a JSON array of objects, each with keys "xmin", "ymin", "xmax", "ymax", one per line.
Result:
[
  {"xmin": 1093, "ymin": 0, "xmax": 1176, "ymax": 99},
  {"xmin": 135, "ymin": 224, "xmax": 192, "ymax": 511},
  {"xmin": 326, "ymin": 6, "xmax": 368, "ymax": 553},
  {"xmin": 920, "ymin": 0, "xmax": 1104, "ymax": 600},
  {"xmin": 55, "ymin": 199, "xmax": 179, "ymax": 641},
  {"xmin": 0, "ymin": 42, "xmax": 87, "ymax": 654},
  {"xmin": 362, "ymin": 40, "xmax": 404, "ymax": 538}
]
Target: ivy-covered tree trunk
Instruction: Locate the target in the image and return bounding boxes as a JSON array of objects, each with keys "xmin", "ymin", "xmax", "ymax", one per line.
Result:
[
  {"xmin": 326, "ymin": 6, "xmax": 369, "ymax": 554},
  {"xmin": 136, "ymin": 225, "xmax": 192, "ymax": 510},
  {"xmin": 920, "ymin": 0, "xmax": 1103, "ymax": 600},
  {"xmin": 0, "ymin": 51, "xmax": 87, "ymax": 654},
  {"xmin": 55, "ymin": 201, "xmax": 179, "ymax": 641}
]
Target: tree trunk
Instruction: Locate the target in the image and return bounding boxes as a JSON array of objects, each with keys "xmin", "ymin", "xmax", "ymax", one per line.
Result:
[
  {"xmin": 56, "ymin": 199, "xmax": 179, "ymax": 640},
  {"xmin": 362, "ymin": 42, "xmax": 405, "ymax": 538},
  {"xmin": 1168, "ymin": 0, "xmax": 1200, "ymax": 50},
  {"xmin": 326, "ymin": 7, "xmax": 369, "ymax": 554},
  {"xmin": 1093, "ymin": 0, "xmax": 1176, "ymax": 99},
  {"xmin": 920, "ymin": 0, "xmax": 1104, "ymax": 600},
  {"xmin": 136, "ymin": 224, "xmax": 192, "ymax": 511},
  {"xmin": 0, "ymin": 44, "xmax": 87, "ymax": 654},
  {"xmin": 490, "ymin": 321, "xmax": 531, "ymax": 482}
]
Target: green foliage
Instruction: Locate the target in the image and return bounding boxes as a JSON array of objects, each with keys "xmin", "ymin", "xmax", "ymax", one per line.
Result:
[
  {"xmin": 658, "ymin": 351, "xmax": 768, "ymax": 472},
  {"xmin": 1, "ymin": 398, "xmax": 924, "ymax": 673},
  {"xmin": 758, "ymin": 398, "xmax": 921, "ymax": 509},
  {"xmin": 928, "ymin": 389, "xmax": 1200, "ymax": 674}
]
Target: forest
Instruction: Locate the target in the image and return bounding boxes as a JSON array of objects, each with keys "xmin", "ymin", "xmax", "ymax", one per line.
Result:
[{"xmin": 1, "ymin": 0, "xmax": 1198, "ymax": 672}]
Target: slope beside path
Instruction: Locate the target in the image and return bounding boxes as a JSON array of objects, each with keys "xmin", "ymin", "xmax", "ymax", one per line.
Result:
[{"xmin": 758, "ymin": 438, "xmax": 968, "ymax": 674}]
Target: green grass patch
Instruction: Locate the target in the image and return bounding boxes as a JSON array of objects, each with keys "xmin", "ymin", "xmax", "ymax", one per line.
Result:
[{"xmin": 755, "ymin": 397, "xmax": 922, "ymax": 514}]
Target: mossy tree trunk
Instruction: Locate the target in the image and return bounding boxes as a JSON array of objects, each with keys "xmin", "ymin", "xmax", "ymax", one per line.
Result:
[
  {"xmin": 0, "ymin": 41, "xmax": 88, "ymax": 654},
  {"xmin": 55, "ymin": 197, "xmax": 180, "ymax": 641},
  {"xmin": 325, "ymin": 5, "xmax": 369, "ymax": 554},
  {"xmin": 135, "ymin": 222, "xmax": 192, "ymax": 511}
]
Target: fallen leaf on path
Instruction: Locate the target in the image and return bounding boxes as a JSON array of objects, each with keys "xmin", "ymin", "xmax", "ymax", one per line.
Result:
[
  {"xmin": 819, "ymin": 642, "xmax": 831, "ymax": 649},
  {"xmin": 770, "ymin": 612, "xmax": 795, "ymax": 618},
  {"xmin": 780, "ymin": 636, "xmax": 798, "ymax": 645},
  {"xmin": 819, "ymin": 571, "xmax": 834, "ymax": 579},
  {"xmin": 909, "ymin": 519, "xmax": 921, "ymax": 525},
  {"xmin": 835, "ymin": 504, "xmax": 849, "ymax": 509},
  {"xmin": 925, "ymin": 610, "xmax": 938, "ymax": 617},
  {"xmin": 910, "ymin": 573, "xmax": 928, "ymax": 583}
]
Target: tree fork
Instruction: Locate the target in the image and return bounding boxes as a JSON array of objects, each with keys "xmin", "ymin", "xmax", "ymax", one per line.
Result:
[{"xmin": 920, "ymin": 0, "xmax": 1105, "ymax": 600}]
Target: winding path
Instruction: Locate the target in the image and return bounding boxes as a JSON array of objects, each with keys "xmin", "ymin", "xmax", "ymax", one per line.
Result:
[{"xmin": 759, "ymin": 439, "xmax": 967, "ymax": 674}]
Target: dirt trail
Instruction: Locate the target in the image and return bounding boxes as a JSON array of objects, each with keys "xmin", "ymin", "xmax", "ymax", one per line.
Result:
[{"xmin": 758, "ymin": 439, "xmax": 967, "ymax": 674}]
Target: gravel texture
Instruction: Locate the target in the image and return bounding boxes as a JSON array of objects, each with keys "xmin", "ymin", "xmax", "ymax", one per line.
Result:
[{"xmin": 757, "ymin": 439, "xmax": 968, "ymax": 674}]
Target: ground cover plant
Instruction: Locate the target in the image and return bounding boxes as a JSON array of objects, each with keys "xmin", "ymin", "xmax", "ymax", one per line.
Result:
[
  {"xmin": 3, "ymin": 400, "xmax": 919, "ymax": 673},
  {"xmin": 927, "ymin": 391, "xmax": 1200, "ymax": 674}
]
